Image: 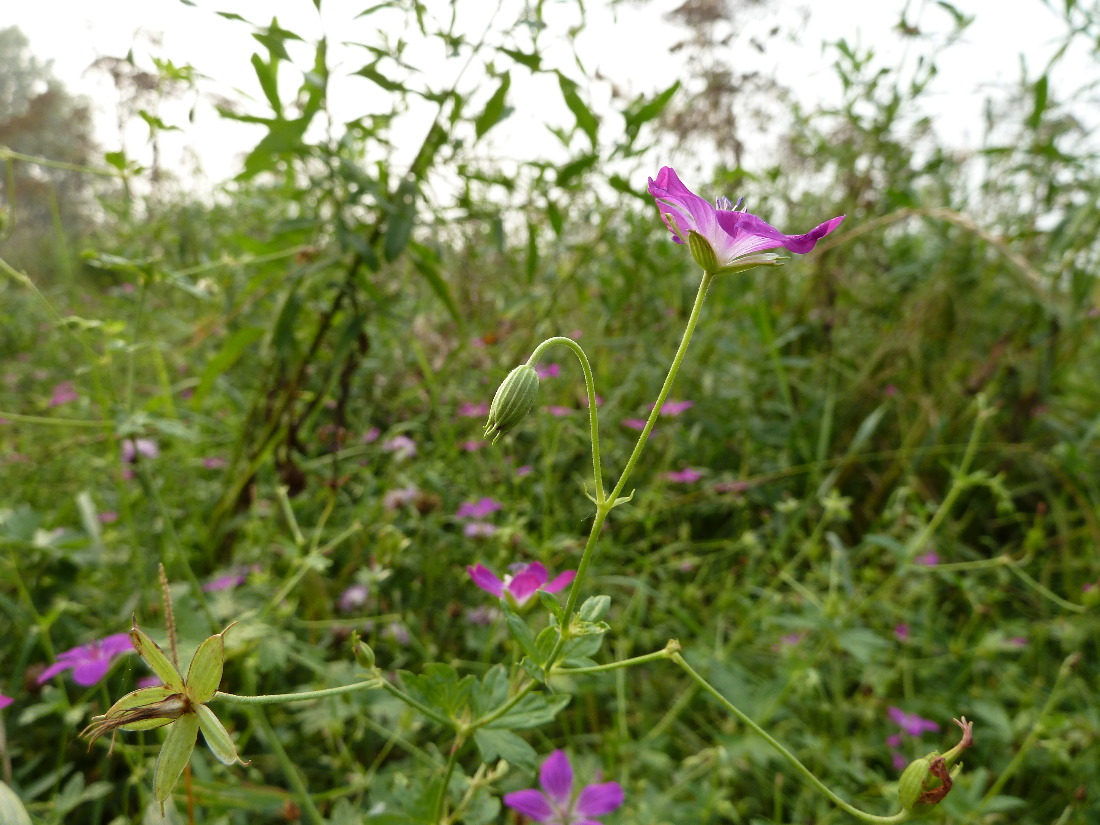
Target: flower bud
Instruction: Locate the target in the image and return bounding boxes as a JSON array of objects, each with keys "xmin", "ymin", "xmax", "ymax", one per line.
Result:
[
  {"xmin": 484, "ymin": 364, "xmax": 540, "ymax": 443},
  {"xmin": 353, "ymin": 636, "xmax": 377, "ymax": 671}
]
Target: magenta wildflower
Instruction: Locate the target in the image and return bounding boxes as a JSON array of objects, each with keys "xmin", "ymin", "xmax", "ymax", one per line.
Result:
[
  {"xmin": 464, "ymin": 522, "xmax": 497, "ymax": 538},
  {"xmin": 887, "ymin": 707, "xmax": 940, "ymax": 737},
  {"xmin": 0, "ymin": 694, "xmax": 13, "ymax": 710},
  {"xmin": 462, "ymin": 439, "xmax": 487, "ymax": 452},
  {"xmin": 384, "ymin": 486, "xmax": 420, "ymax": 511},
  {"xmin": 339, "ymin": 584, "xmax": 370, "ymax": 612},
  {"xmin": 914, "ymin": 551, "xmax": 940, "ymax": 566},
  {"xmin": 504, "ymin": 750, "xmax": 623, "ymax": 825},
  {"xmin": 458, "ymin": 401, "xmax": 489, "ymax": 418},
  {"xmin": 515, "ymin": 465, "xmax": 533, "ymax": 478},
  {"xmin": 894, "ymin": 623, "xmax": 910, "ymax": 642},
  {"xmin": 362, "ymin": 427, "xmax": 380, "ymax": 443},
  {"xmin": 1007, "ymin": 636, "xmax": 1028, "ymax": 648},
  {"xmin": 48, "ymin": 381, "xmax": 79, "ymax": 407},
  {"xmin": 202, "ymin": 567, "xmax": 252, "ymax": 592},
  {"xmin": 545, "ymin": 405, "xmax": 573, "ymax": 417},
  {"xmin": 535, "ymin": 363, "xmax": 561, "ymax": 379},
  {"xmin": 649, "ymin": 166, "xmax": 844, "ymax": 274},
  {"xmin": 621, "ymin": 418, "xmax": 648, "ymax": 431},
  {"xmin": 652, "ymin": 399, "xmax": 694, "ymax": 416},
  {"xmin": 664, "ymin": 467, "xmax": 702, "ymax": 483},
  {"xmin": 467, "ymin": 562, "xmax": 576, "ymax": 607},
  {"xmin": 121, "ymin": 438, "xmax": 159, "ymax": 463},
  {"xmin": 37, "ymin": 633, "xmax": 133, "ymax": 687},
  {"xmin": 381, "ymin": 434, "xmax": 417, "ymax": 459},
  {"xmin": 456, "ymin": 497, "xmax": 504, "ymax": 519},
  {"xmin": 202, "ymin": 456, "xmax": 228, "ymax": 469},
  {"xmin": 98, "ymin": 511, "xmax": 119, "ymax": 524},
  {"xmin": 136, "ymin": 675, "xmax": 162, "ymax": 689}
]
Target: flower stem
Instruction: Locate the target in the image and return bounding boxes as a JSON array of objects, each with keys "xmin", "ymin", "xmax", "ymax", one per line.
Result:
[
  {"xmin": 671, "ymin": 652, "xmax": 912, "ymax": 825},
  {"xmin": 214, "ymin": 681, "xmax": 382, "ymax": 705},
  {"xmin": 527, "ymin": 336, "xmax": 605, "ymax": 503}
]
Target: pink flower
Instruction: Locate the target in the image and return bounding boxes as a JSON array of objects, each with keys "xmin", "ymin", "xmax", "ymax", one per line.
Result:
[
  {"xmin": 137, "ymin": 675, "xmax": 162, "ymax": 689},
  {"xmin": 202, "ymin": 456, "xmax": 228, "ymax": 469},
  {"xmin": 515, "ymin": 465, "xmax": 533, "ymax": 478},
  {"xmin": 384, "ymin": 486, "xmax": 419, "ymax": 510},
  {"xmin": 202, "ymin": 566, "xmax": 253, "ymax": 592},
  {"xmin": 649, "ymin": 166, "xmax": 844, "ymax": 274},
  {"xmin": 664, "ymin": 468, "xmax": 702, "ymax": 483},
  {"xmin": 362, "ymin": 427, "xmax": 380, "ymax": 443},
  {"xmin": 0, "ymin": 694, "xmax": 13, "ymax": 710},
  {"xmin": 98, "ymin": 511, "xmax": 119, "ymax": 524},
  {"xmin": 535, "ymin": 363, "xmax": 561, "ymax": 379},
  {"xmin": 456, "ymin": 497, "xmax": 504, "ymax": 519},
  {"xmin": 37, "ymin": 633, "xmax": 133, "ymax": 686},
  {"xmin": 121, "ymin": 438, "xmax": 159, "ymax": 463},
  {"xmin": 1007, "ymin": 637, "xmax": 1028, "ymax": 648},
  {"xmin": 621, "ymin": 418, "xmax": 649, "ymax": 431},
  {"xmin": 339, "ymin": 584, "xmax": 369, "ymax": 612},
  {"xmin": 651, "ymin": 399, "xmax": 694, "ymax": 416},
  {"xmin": 464, "ymin": 521, "xmax": 497, "ymax": 538},
  {"xmin": 48, "ymin": 381, "xmax": 79, "ymax": 407},
  {"xmin": 504, "ymin": 750, "xmax": 623, "ymax": 825},
  {"xmin": 458, "ymin": 401, "xmax": 489, "ymax": 418},
  {"xmin": 462, "ymin": 439, "xmax": 487, "ymax": 452},
  {"xmin": 545, "ymin": 406, "xmax": 573, "ymax": 417},
  {"xmin": 382, "ymin": 435, "xmax": 417, "ymax": 459},
  {"xmin": 887, "ymin": 707, "xmax": 940, "ymax": 737},
  {"xmin": 467, "ymin": 562, "xmax": 576, "ymax": 607},
  {"xmin": 914, "ymin": 551, "xmax": 940, "ymax": 566},
  {"xmin": 894, "ymin": 623, "xmax": 910, "ymax": 642}
]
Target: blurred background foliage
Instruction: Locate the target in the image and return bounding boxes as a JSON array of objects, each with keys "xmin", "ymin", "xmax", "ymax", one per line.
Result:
[{"xmin": 1, "ymin": 0, "xmax": 1099, "ymax": 823}]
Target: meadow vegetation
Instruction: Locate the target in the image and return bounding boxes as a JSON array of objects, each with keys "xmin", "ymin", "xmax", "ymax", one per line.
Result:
[{"xmin": 1, "ymin": 1, "xmax": 1099, "ymax": 823}]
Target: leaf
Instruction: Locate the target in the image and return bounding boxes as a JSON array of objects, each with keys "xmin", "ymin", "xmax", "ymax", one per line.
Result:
[
  {"xmin": 475, "ymin": 73, "xmax": 511, "ymax": 139},
  {"xmin": 557, "ymin": 74, "xmax": 598, "ymax": 147},
  {"xmin": 555, "ymin": 154, "xmax": 598, "ymax": 188},
  {"xmin": 486, "ymin": 692, "xmax": 571, "ymax": 730},
  {"xmin": 384, "ymin": 179, "xmax": 417, "ymax": 262},
  {"xmin": 472, "ymin": 664, "xmax": 509, "ymax": 715},
  {"xmin": 251, "ymin": 54, "xmax": 282, "ymax": 116},
  {"xmin": 473, "ymin": 729, "xmax": 538, "ymax": 773},
  {"xmin": 836, "ymin": 628, "xmax": 889, "ymax": 664},
  {"xmin": 624, "ymin": 81, "xmax": 679, "ymax": 137},
  {"xmin": 504, "ymin": 609, "xmax": 540, "ymax": 663},
  {"xmin": 500, "ymin": 47, "xmax": 541, "ymax": 71},
  {"xmin": 1028, "ymin": 75, "xmax": 1048, "ymax": 130},
  {"xmin": 0, "ymin": 780, "xmax": 34, "ymax": 825},
  {"xmin": 354, "ymin": 64, "xmax": 407, "ymax": 93},
  {"xmin": 578, "ymin": 595, "xmax": 610, "ymax": 622},
  {"xmin": 191, "ymin": 326, "xmax": 265, "ymax": 408}
]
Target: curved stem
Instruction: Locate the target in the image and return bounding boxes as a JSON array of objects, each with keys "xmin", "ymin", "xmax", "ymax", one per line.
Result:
[
  {"xmin": 672, "ymin": 652, "xmax": 912, "ymax": 825},
  {"xmin": 214, "ymin": 680, "xmax": 383, "ymax": 706},
  {"xmin": 527, "ymin": 336, "xmax": 605, "ymax": 503}
]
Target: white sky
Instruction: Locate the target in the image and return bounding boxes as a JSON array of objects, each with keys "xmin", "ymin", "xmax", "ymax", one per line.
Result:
[{"xmin": 3, "ymin": 0, "xmax": 1093, "ymax": 187}]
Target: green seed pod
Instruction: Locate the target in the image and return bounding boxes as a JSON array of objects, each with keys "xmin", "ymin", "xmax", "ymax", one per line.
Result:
[
  {"xmin": 484, "ymin": 364, "xmax": 540, "ymax": 443},
  {"xmin": 898, "ymin": 755, "xmax": 933, "ymax": 811},
  {"xmin": 353, "ymin": 638, "xmax": 376, "ymax": 671}
]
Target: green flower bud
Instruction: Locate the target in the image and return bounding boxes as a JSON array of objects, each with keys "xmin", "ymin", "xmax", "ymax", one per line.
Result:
[
  {"xmin": 353, "ymin": 637, "xmax": 376, "ymax": 671},
  {"xmin": 484, "ymin": 364, "xmax": 540, "ymax": 443}
]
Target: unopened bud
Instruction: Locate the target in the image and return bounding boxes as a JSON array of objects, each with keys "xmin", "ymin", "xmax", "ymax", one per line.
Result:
[
  {"xmin": 353, "ymin": 638, "xmax": 376, "ymax": 671},
  {"xmin": 484, "ymin": 364, "xmax": 540, "ymax": 443}
]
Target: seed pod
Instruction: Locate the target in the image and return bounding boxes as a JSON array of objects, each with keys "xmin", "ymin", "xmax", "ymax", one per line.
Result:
[
  {"xmin": 484, "ymin": 364, "xmax": 540, "ymax": 443},
  {"xmin": 898, "ymin": 755, "xmax": 933, "ymax": 811}
]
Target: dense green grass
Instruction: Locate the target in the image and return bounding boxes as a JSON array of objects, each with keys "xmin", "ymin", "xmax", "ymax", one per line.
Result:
[{"xmin": 3, "ymin": 3, "xmax": 1100, "ymax": 823}]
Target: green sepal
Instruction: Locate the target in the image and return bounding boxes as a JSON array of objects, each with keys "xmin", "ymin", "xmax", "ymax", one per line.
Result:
[
  {"xmin": 687, "ymin": 231, "xmax": 719, "ymax": 271},
  {"xmin": 186, "ymin": 628, "xmax": 230, "ymax": 704},
  {"xmin": 154, "ymin": 712, "xmax": 199, "ymax": 805},
  {"xmin": 196, "ymin": 703, "xmax": 245, "ymax": 766},
  {"xmin": 130, "ymin": 624, "xmax": 184, "ymax": 692}
]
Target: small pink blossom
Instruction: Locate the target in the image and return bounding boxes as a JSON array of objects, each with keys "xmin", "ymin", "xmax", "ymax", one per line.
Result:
[
  {"xmin": 48, "ymin": 381, "xmax": 79, "ymax": 407},
  {"xmin": 664, "ymin": 468, "xmax": 702, "ymax": 483},
  {"xmin": 202, "ymin": 456, "xmax": 228, "ymax": 469},
  {"xmin": 462, "ymin": 439, "xmax": 487, "ymax": 452},
  {"xmin": 621, "ymin": 418, "xmax": 649, "ymax": 431},
  {"xmin": 362, "ymin": 427, "xmax": 380, "ymax": 443},
  {"xmin": 121, "ymin": 438, "xmax": 159, "ymax": 463},
  {"xmin": 384, "ymin": 486, "xmax": 420, "ymax": 510},
  {"xmin": 504, "ymin": 749, "xmax": 623, "ymax": 825},
  {"xmin": 457, "ymin": 497, "xmax": 503, "ymax": 519},
  {"xmin": 652, "ymin": 399, "xmax": 694, "ymax": 416},
  {"xmin": 1007, "ymin": 636, "xmax": 1028, "ymax": 648},
  {"xmin": 458, "ymin": 401, "xmax": 489, "ymax": 418},
  {"xmin": 464, "ymin": 521, "xmax": 497, "ymax": 538},
  {"xmin": 894, "ymin": 623, "xmax": 910, "ymax": 642},
  {"xmin": 515, "ymin": 465, "xmax": 533, "ymax": 478},
  {"xmin": 382, "ymin": 434, "xmax": 417, "ymax": 459},
  {"xmin": 98, "ymin": 511, "xmax": 119, "ymax": 524},
  {"xmin": 467, "ymin": 562, "xmax": 576, "ymax": 607},
  {"xmin": 885, "ymin": 384, "xmax": 899, "ymax": 397},
  {"xmin": 545, "ymin": 405, "xmax": 573, "ymax": 417},
  {"xmin": 914, "ymin": 551, "xmax": 940, "ymax": 566},
  {"xmin": 202, "ymin": 567, "xmax": 253, "ymax": 592},
  {"xmin": 339, "ymin": 584, "xmax": 369, "ymax": 612},
  {"xmin": 535, "ymin": 363, "xmax": 561, "ymax": 379},
  {"xmin": 887, "ymin": 707, "xmax": 940, "ymax": 737},
  {"xmin": 37, "ymin": 633, "xmax": 133, "ymax": 686},
  {"xmin": 137, "ymin": 676, "xmax": 162, "ymax": 689},
  {"xmin": 0, "ymin": 694, "xmax": 13, "ymax": 710}
]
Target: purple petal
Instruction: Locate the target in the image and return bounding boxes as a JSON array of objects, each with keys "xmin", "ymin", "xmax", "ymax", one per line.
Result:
[
  {"xmin": 503, "ymin": 789, "xmax": 554, "ymax": 821},
  {"xmin": 71, "ymin": 657, "xmax": 112, "ymax": 686},
  {"xmin": 99, "ymin": 633, "xmax": 136, "ymax": 657},
  {"xmin": 715, "ymin": 211, "xmax": 844, "ymax": 256},
  {"xmin": 0, "ymin": 694, "xmax": 13, "ymax": 710},
  {"xmin": 507, "ymin": 570, "xmax": 543, "ymax": 604},
  {"xmin": 467, "ymin": 564, "xmax": 505, "ymax": 597},
  {"xmin": 539, "ymin": 750, "xmax": 574, "ymax": 805},
  {"xmin": 576, "ymin": 781, "xmax": 624, "ymax": 816},
  {"xmin": 543, "ymin": 570, "xmax": 576, "ymax": 594},
  {"xmin": 37, "ymin": 660, "xmax": 74, "ymax": 684},
  {"xmin": 524, "ymin": 561, "xmax": 548, "ymax": 587},
  {"xmin": 648, "ymin": 167, "xmax": 723, "ymax": 248}
]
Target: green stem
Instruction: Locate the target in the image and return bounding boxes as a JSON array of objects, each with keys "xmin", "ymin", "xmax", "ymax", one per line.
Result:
[
  {"xmin": 527, "ymin": 336, "xmax": 605, "ymax": 503},
  {"xmin": 214, "ymin": 680, "xmax": 382, "ymax": 705},
  {"xmin": 980, "ymin": 653, "xmax": 1079, "ymax": 805},
  {"xmin": 552, "ymin": 643, "xmax": 677, "ymax": 675},
  {"xmin": 248, "ymin": 706, "xmax": 325, "ymax": 825},
  {"xmin": 672, "ymin": 652, "xmax": 911, "ymax": 825},
  {"xmin": 435, "ymin": 740, "xmax": 463, "ymax": 823}
]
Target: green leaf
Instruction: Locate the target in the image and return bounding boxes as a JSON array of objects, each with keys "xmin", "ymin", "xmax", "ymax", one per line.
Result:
[
  {"xmin": 500, "ymin": 47, "xmax": 541, "ymax": 71},
  {"xmin": 557, "ymin": 74, "xmax": 598, "ymax": 147},
  {"xmin": 555, "ymin": 154, "xmax": 598, "ymax": 187},
  {"xmin": 185, "ymin": 629, "xmax": 228, "ymax": 704},
  {"xmin": 578, "ymin": 595, "xmax": 610, "ymax": 622},
  {"xmin": 196, "ymin": 704, "xmax": 243, "ymax": 766},
  {"xmin": 1028, "ymin": 75, "xmax": 1048, "ymax": 130},
  {"xmin": 475, "ymin": 73, "xmax": 511, "ymax": 139},
  {"xmin": 251, "ymin": 54, "xmax": 282, "ymax": 116},
  {"xmin": 130, "ymin": 625, "xmax": 184, "ymax": 691},
  {"xmin": 624, "ymin": 81, "xmax": 679, "ymax": 140},
  {"xmin": 153, "ymin": 713, "xmax": 199, "ymax": 804},
  {"xmin": 0, "ymin": 780, "xmax": 33, "ymax": 825},
  {"xmin": 354, "ymin": 64, "xmax": 407, "ymax": 93},
  {"xmin": 408, "ymin": 242, "xmax": 462, "ymax": 328},
  {"xmin": 504, "ymin": 609, "xmax": 540, "ymax": 663},
  {"xmin": 472, "ymin": 664, "xmax": 509, "ymax": 715},
  {"xmin": 383, "ymin": 179, "xmax": 417, "ymax": 262},
  {"xmin": 473, "ymin": 729, "xmax": 538, "ymax": 773},
  {"xmin": 536, "ymin": 589, "xmax": 563, "ymax": 622},
  {"xmin": 486, "ymin": 692, "xmax": 571, "ymax": 730},
  {"xmin": 191, "ymin": 326, "xmax": 265, "ymax": 408},
  {"xmin": 402, "ymin": 663, "xmax": 475, "ymax": 719}
]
